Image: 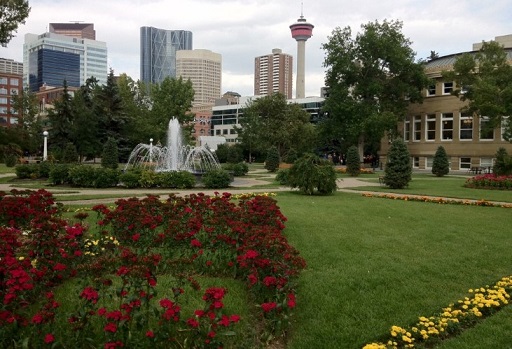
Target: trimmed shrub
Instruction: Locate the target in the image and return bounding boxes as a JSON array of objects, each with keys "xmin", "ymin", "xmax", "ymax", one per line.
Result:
[
  {"xmin": 232, "ymin": 162, "xmax": 249, "ymax": 176},
  {"xmin": 288, "ymin": 153, "xmax": 337, "ymax": 195},
  {"xmin": 4, "ymin": 153, "xmax": 17, "ymax": 167},
  {"xmin": 68, "ymin": 165, "xmax": 97, "ymax": 187},
  {"xmin": 138, "ymin": 169, "xmax": 159, "ymax": 188},
  {"xmin": 493, "ymin": 147, "xmax": 512, "ymax": 176},
  {"xmin": 201, "ymin": 169, "xmax": 232, "ymax": 189},
  {"xmin": 49, "ymin": 164, "xmax": 71, "ymax": 185},
  {"xmin": 38, "ymin": 161, "xmax": 52, "ymax": 178},
  {"xmin": 61, "ymin": 142, "xmax": 79, "ymax": 164},
  {"xmin": 101, "ymin": 137, "xmax": 119, "ymax": 169},
  {"xmin": 93, "ymin": 168, "xmax": 120, "ymax": 188},
  {"xmin": 15, "ymin": 164, "xmax": 39, "ymax": 179},
  {"xmin": 119, "ymin": 171, "xmax": 141, "ymax": 188},
  {"xmin": 432, "ymin": 146, "xmax": 450, "ymax": 177},
  {"xmin": 158, "ymin": 171, "xmax": 196, "ymax": 189},
  {"xmin": 346, "ymin": 145, "xmax": 361, "ymax": 176},
  {"xmin": 276, "ymin": 168, "xmax": 290, "ymax": 185},
  {"xmin": 383, "ymin": 138, "xmax": 412, "ymax": 189},
  {"xmin": 264, "ymin": 146, "xmax": 280, "ymax": 172}
]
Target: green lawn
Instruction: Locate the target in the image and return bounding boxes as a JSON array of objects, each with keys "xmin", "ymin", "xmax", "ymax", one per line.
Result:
[{"xmin": 275, "ymin": 191, "xmax": 512, "ymax": 349}]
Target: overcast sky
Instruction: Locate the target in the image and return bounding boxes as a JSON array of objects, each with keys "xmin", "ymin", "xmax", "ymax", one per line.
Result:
[{"xmin": 2, "ymin": 0, "xmax": 511, "ymax": 97}]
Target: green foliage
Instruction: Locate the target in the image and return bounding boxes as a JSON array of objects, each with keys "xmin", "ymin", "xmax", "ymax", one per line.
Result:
[
  {"xmin": 493, "ymin": 147, "xmax": 512, "ymax": 176},
  {"xmin": 118, "ymin": 170, "xmax": 141, "ymax": 188},
  {"xmin": 227, "ymin": 144, "xmax": 244, "ymax": 163},
  {"xmin": 320, "ymin": 19, "xmax": 430, "ymax": 152},
  {"xmin": 101, "ymin": 137, "xmax": 119, "ymax": 169},
  {"xmin": 346, "ymin": 145, "xmax": 361, "ymax": 176},
  {"xmin": 432, "ymin": 146, "xmax": 450, "ymax": 177},
  {"xmin": 4, "ymin": 153, "xmax": 17, "ymax": 167},
  {"xmin": 15, "ymin": 164, "xmax": 38, "ymax": 179},
  {"xmin": 201, "ymin": 169, "xmax": 233, "ymax": 189},
  {"xmin": 0, "ymin": 0, "xmax": 30, "ymax": 47},
  {"xmin": 383, "ymin": 138, "xmax": 412, "ymax": 189},
  {"xmin": 61, "ymin": 142, "xmax": 79, "ymax": 164},
  {"xmin": 276, "ymin": 168, "xmax": 290, "ymax": 185},
  {"xmin": 264, "ymin": 146, "xmax": 280, "ymax": 172},
  {"xmin": 93, "ymin": 168, "xmax": 120, "ymax": 188},
  {"xmin": 2, "ymin": 143, "xmax": 21, "ymax": 167},
  {"xmin": 284, "ymin": 148, "xmax": 299, "ymax": 164},
  {"xmin": 47, "ymin": 82, "xmax": 74, "ymax": 155},
  {"xmin": 157, "ymin": 171, "xmax": 196, "ymax": 189},
  {"xmin": 138, "ymin": 169, "xmax": 159, "ymax": 188},
  {"xmin": 68, "ymin": 165, "xmax": 97, "ymax": 187},
  {"xmin": 288, "ymin": 153, "xmax": 338, "ymax": 195},
  {"xmin": 49, "ymin": 164, "xmax": 71, "ymax": 185},
  {"xmin": 215, "ymin": 143, "xmax": 230, "ymax": 163},
  {"xmin": 223, "ymin": 162, "xmax": 249, "ymax": 176},
  {"xmin": 443, "ymin": 41, "xmax": 512, "ymax": 141}
]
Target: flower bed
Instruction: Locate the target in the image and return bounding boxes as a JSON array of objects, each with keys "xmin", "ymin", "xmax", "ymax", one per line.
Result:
[
  {"xmin": 362, "ymin": 192, "xmax": 512, "ymax": 208},
  {"xmin": 363, "ymin": 275, "xmax": 512, "ymax": 348},
  {"xmin": 464, "ymin": 174, "xmax": 512, "ymax": 190},
  {"xmin": 0, "ymin": 189, "xmax": 305, "ymax": 348}
]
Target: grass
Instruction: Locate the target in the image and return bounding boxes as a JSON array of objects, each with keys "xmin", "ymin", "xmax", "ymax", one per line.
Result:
[
  {"xmin": 0, "ymin": 164, "xmax": 16, "ymax": 174},
  {"xmin": 275, "ymin": 191, "xmax": 512, "ymax": 348}
]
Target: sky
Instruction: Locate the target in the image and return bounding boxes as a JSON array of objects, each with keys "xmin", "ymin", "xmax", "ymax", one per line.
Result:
[{"xmin": 2, "ymin": 0, "xmax": 511, "ymax": 98}]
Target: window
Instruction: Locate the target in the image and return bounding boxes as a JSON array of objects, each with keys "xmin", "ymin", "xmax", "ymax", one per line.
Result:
[
  {"xmin": 216, "ymin": 129, "xmax": 221, "ymax": 135},
  {"xmin": 10, "ymin": 78, "xmax": 19, "ymax": 86},
  {"xmin": 413, "ymin": 116, "xmax": 422, "ymax": 141},
  {"xmin": 426, "ymin": 157, "xmax": 433, "ymax": 169},
  {"xmin": 479, "ymin": 117, "xmax": 494, "ymax": 140},
  {"xmin": 427, "ymin": 84, "xmax": 436, "ymax": 96},
  {"xmin": 426, "ymin": 114, "xmax": 436, "ymax": 141},
  {"xmin": 459, "ymin": 114, "xmax": 473, "ymax": 140},
  {"xmin": 413, "ymin": 157, "xmax": 420, "ymax": 168},
  {"xmin": 9, "ymin": 117, "xmax": 17, "ymax": 124},
  {"xmin": 441, "ymin": 113, "xmax": 453, "ymax": 140},
  {"xmin": 10, "ymin": 88, "xmax": 18, "ymax": 95},
  {"xmin": 480, "ymin": 157, "xmax": 494, "ymax": 168},
  {"xmin": 0, "ymin": 97, "xmax": 7, "ymax": 104},
  {"xmin": 0, "ymin": 88, "xmax": 6, "ymax": 94},
  {"xmin": 443, "ymin": 82, "xmax": 453, "ymax": 95},
  {"xmin": 0, "ymin": 77, "xmax": 7, "ymax": 84},
  {"xmin": 502, "ymin": 116, "xmax": 510, "ymax": 141},
  {"xmin": 460, "ymin": 157, "xmax": 471, "ymax": 170},
  {"xmin": 404, "ymin": 119, "xmax": 410, "ymax": 141},
  {"xmin": 223, "ymin": 129, "xmax": 228, "ymax": 135}
]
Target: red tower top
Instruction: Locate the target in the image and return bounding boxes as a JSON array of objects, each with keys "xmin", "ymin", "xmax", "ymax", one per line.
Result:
[{"xmin": 289, "ymin": 14, "xmax": 314, "ymax": 41}]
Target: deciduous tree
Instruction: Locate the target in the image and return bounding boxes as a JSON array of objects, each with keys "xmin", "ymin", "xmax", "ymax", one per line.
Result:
[{"xmin": 0, "ymin": 0, "xmax": 30, "ymax": 47}]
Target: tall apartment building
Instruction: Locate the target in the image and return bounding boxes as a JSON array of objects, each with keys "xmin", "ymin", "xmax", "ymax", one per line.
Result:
[
  {"xmin": 176, "ymin": 49, "xmax": 221, "ymax": 111},
  {"xmin": 254, "ymin": 48, "xmax": 293, "ymax": 99},
  {"xmin": 0, "ymin": 58, "xmax": 23, "ymax": 127},
  {"xmin": 49, "ymin": 23, "xmax": 96, "ymax": 40},
  {"xmin": 140, "ymin": 27, "xmax": 193, "ymax": 85},
  {"xmin": 23, "ymin": 32, "xmax": 108, "ymax": 91}
]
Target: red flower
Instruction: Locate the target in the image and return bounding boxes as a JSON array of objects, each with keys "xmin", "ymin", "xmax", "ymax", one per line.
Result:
[
  {"xmin": 229, "ymin": 314, "xmax": 240, "ymax": 323},
  {"xmin": 187, "ymin": 317, "xmax": 199, "ymax": 328},
  {"xmin": 287, "ymin": 293, "xmax": 296, "ymax": 308},
  {"xmin": 263, "ymin": 276, "xmax": 277, "ymax": 287},
  {"xmin": 194, "ymin": 309, "xmax": 205, "ymax": 317},
  {"xmin": 32, "ymin": 313, "xmax": 44, "ymax": 324},
  {"xmin": 53, "ymin": 263, "xmax": 67, "ymax": 271},
  {"xmin": 261, "ymin": 302, "xmax": 277, "ymax": 313},
  {"xmin": 245, "ymin": 250, "xmax": 259, "ymax": 259},
  {"xmin": 145, "ymin": 330, "xmax": 154, "ymax": 338},
  {"xmin": 116, "ymin": 266, "xmax": 129, "ymax": 276},
  {"xmin": 132, "ymin": 233, "xmax": 140, "ymax": 242},
  {"xmin": 190, "ymin": 239, "xmax": 202, "ymax": 247},
  {"xmin": 218, "ymin": 315, "xmax": 230, "ymax": 327},
  {"xmin": 207, "ymin": 331, "xmax": 216, "ymax": 338},
  {"xmin": 44, "ymin": 333, "xmax": 55, "ymax": 344},
  {"xmin": 104, "ymin": 322, "xmax": 117, "ymax": 333},
  {"xmin": 80, "ymin": 286, "xmax": 99, "ymax": 304}
]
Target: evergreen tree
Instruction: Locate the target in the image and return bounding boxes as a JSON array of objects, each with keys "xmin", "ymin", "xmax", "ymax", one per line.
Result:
[
  {"xmin": 101, "ymin": 137, "xmax": 119, "ymax": 169},
  {"xmin": 346, "ymin": 145, "xmax": 361, "ymax": 176},
  {"xmin": 383, "ymin": 138, "xmax": 411, "ymax": 189},
  {"xmin": 47, "ymin": 81, "xmax": 74, "ymax": 159},
  {"xmin": 61, "ymin": 142, "xmax": 79, "ymax": 163},
  {"xmin": 432, "ymin": 146, "xmax": 450, "ymax": 177},
  {"xmin": 493, "ymin": 147, "xmax": 512, "ymax": 175},
  {"xmin": 264, "ymin": 146, "xmax": 280, "ymax": 172}
]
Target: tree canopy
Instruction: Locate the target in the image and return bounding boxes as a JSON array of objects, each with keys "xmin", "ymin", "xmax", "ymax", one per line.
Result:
[
  {"xmin": 0, "ymin": 0, "xmax": 30, "ymax": 47},
  {"xmin": 442, "ymin": 41, "xmax": 512, "ymax": 141},
  {"xmin": 320, "ymin": 19, "xmax": 430, "ymax": 156}
]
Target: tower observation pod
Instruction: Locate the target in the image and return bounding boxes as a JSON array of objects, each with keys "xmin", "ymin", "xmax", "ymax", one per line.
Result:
[{"xmin": 289, "ymin": 11, "xmax": 314, "ymax": 99}]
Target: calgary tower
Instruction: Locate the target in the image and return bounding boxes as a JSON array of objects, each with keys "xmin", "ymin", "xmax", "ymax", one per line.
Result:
[{"xmin": 289, "ymin": 6, "xmax": 314, "ymax": 99}]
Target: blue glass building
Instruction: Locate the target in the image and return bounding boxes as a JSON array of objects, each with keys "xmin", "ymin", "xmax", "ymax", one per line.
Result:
[
  {"xmin": 140, "ymin": 27, "xmax": 193, "ymax": 85},
  {"xmin": 29, "ymin": 49, "xmax": 80, "ymax": 91}
]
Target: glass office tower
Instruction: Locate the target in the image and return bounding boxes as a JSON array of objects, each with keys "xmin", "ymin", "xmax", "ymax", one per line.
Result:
[{"xmin": 140, "ymin": 27, "xmax": 193, "ymax": 85}]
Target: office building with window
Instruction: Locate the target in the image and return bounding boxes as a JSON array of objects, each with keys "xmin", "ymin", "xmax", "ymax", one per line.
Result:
[
  {"xmin": 379, "ymin": 35, "xmax": 512, "ymax": 171},
  {"xmin": 140, "ymin": 27, "xmax": 193, "ymax": 85},
  {"xmin": 49, "ymin": 23, "xmax": 96, "ymax": 40},
  {"xmin": 254, "ymin": 48, "xmax": 293, "ymax": 99},
  {"xmin": 0, "ymin": 59, "xmax": 23, "ymax": 127},
  {"xmin": 23, "ymin": 32, "xmax": 108, "ymax": 91}
]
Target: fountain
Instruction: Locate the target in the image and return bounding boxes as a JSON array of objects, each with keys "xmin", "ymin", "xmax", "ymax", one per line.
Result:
[{"xmin": 124, "ymin": 118, "xmax": 221, "ymax": 174}]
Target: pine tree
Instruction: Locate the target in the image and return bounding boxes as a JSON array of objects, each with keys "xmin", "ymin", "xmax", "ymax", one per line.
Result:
[
  {"xmin": 493, "ymin": 147, "xmax": 512, "ymax": 175},
  {"xmin": 432, "ymin": 146, "xmax": 450, "ymax": 177},
  {"xmin": 346, "ymin": 145, "xmax": 361, "ymax": 176},
  {"xmin": 61, "ymin": 142, "xmax": 79, "ymax": 164},
  {"xmin": 101, "ymin": 137, "xmax": 119, "ymax": 169},
  {"xmin": 383, "ymin": 138, "xmax": 411, "ymax": 189},
  {"xmin": 264, "ymin": 146, "xmax": 280, "ymax": 172}
]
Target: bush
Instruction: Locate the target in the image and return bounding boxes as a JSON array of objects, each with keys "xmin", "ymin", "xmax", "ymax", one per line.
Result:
[
  {"xmin": 276, "ymin": 168, "xmax": 290, "ymax": 185},
  {"xmin": 288, "ymin": 153, "xmax": 337, "ymax": 195},
  {"xmin": 346, "ymin": 145, "xmax": 361, "ymax": 176},
  {"xmin": 93, "ymin": 168, "xmax": 120, "ymax": 188},
  {"xmin": 101, "ymin": 137, "xmax": 119, "ymax": 169},
  {"xmin": 215, "ymin": 143, "xmax": 229, "ymax": 163},
  {"xmin": 432, "ymin": 146, "xmax": 450, "ymax": 177},
  {"xmin": 61, "ymin": 142, "xmax": 79, "ymax": 164},
  {"xmin": 232, "ymin": 162, "xmax": 249, "ymax": 176},
  {"xmin": 264, "ymin": 146, "xmax": 280, "ymax": 172},
  {"xmin": 201, "ymin": 169, "xmax": 232, "ymax": 189},
  {"xmin": 119, "ymin": 170, "xmax": 141, "ymax": 188},
  {"xmin": 15, "ymin": 164, "xmax": 38, "ymax": 179},
  {"xmin": 157, "ymin": 171, "xmax": 196, "ymax": 189},
  {"xmin": 383, "ymin": 138, "xmax": 412, "ymax": 189},
  {"xmin": 227, "ymin": 144, "xmax": 244, "ymax": 163},
  {"xmin": 138, "ymin": 169, "xmax": 159, "ymax": 188},
  {"xmin": 38, "ymin": 161, "xmax": 52, "ymax": 178},
  {"xmin": 4, "ymin": 153, "xmax": 17, "ymax": 167},
  {"xmin": 285, "ymin": 149, "xmax": 299, "ymax": 164},
  {"xmin": 68, "ymin": 165, "xmax": 97, "ymax": 187},
  {"xmin": 493, "ymin": 147, "xmax": 512, "ymax": 176},
  {"xmin": 49, "ymin": 164, "xmax": 71, "ymax": 185}
]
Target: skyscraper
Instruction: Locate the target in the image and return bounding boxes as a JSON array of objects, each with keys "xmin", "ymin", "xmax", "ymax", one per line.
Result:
[
  {"xmin": 254, "ymin": 48, "xmax": 293, "ymax": 99},
  {"xmin": 23, "ymin": 32, "xmax": 108, "ymax": 91},
  {"xmin": 140, "ymin": 27, "xmax": 193, "ymax": 85},
  {"xmin": 49, "ymin": 23, "xmax": 96, "ymax": 40},
  {"xmin": 290, "ymin": 11, "xmax": 314, "ymax": 99},
  {"xmin": 176, "ymin": 49, "xmax": 221, "ymax": 112}
]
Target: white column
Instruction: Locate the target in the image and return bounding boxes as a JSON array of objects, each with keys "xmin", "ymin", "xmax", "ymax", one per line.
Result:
[
  {"xmin": 43, "ymin": 131, "xmax": 48, "ymax": 161},
  {"xmin": 296, "ymin": 40, "xmax": 306, "ymax": 99}
]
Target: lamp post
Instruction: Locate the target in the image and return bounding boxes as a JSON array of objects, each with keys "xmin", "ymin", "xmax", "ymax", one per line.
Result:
[
  {"xmin": 149, "ymin": 138, "xmax": 153, "ymax": 164},
  {"xmin": 43, "ymin": 131, "xmax": 48, "ymax": 161}
]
